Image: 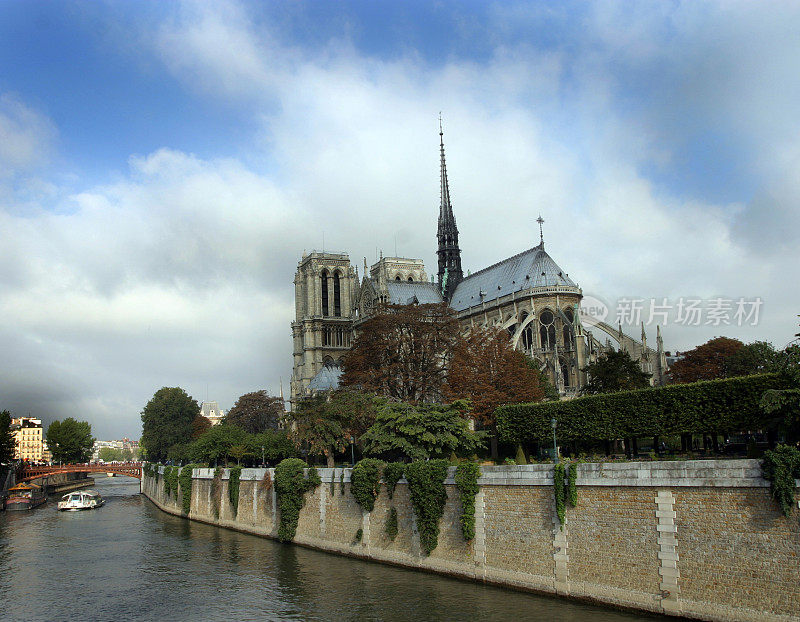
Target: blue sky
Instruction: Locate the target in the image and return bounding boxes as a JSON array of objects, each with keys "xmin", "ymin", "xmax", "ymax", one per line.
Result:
[{"xmin": 1, "ymin": 1, "xmax": 798, "ymax": 438}]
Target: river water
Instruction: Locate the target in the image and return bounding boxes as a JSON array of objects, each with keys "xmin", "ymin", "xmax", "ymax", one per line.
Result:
[{"xmin": 0, "ymin": 476, "xmax": 660, "ymax": 621}]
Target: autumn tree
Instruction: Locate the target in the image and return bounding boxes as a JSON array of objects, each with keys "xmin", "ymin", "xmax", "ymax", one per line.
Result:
[
  {"xmin": 191, "ymin": 415, "xmax": 212, "ymax": 439},
  {"xmin": 341, "ymin": 303, "xmax": 460, "ymax": 402},
  {"xmin": 445, "ymin": 325, "xmax": 544, "ymax": 459},
  {"xmin": 225, "ymin": 390, "xmax": 284, "ymax": 433},
  {"xmin": 668, "ymin": 337, "xmax": 745, "ymax": 383},
  {"xmin": 581, "ymin": 349, "xmax": 652, "ymax": 395}
]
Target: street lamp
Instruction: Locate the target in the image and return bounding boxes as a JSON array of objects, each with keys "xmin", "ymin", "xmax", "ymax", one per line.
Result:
[
  {"xmin": 349, "ymin": 436, "xmax": 355, "ymax": 466},
  {"xmin": 551, "ymin": 417, "xmax": 559, "ymax": 464},
  {"xmin": 261, "ymin": 445, "xmax": 265, "ymax": 468}
]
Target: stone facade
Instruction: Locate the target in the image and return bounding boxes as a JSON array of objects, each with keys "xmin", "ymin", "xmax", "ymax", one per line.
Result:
[{"xmin": 142, "ymin": 460, "xmax": 800, "ymax": 622}]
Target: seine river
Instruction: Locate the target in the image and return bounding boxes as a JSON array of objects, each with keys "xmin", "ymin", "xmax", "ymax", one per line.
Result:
[{"xmin": 0, "ymin": 477, "xmax": 660, "ymax": 621}]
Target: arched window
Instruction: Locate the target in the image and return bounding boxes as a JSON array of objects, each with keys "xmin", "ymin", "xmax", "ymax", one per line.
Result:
[
  {"xmin": 333, "ymin": 271, "xmax": 342, "ymax": 317},
  {"xmin": 520, "ymin": 313, "xmax": 533, "ymax": 350},
  {"xmin": 561, "ymin": 359, "xmax": 571, "ymax": 388},
  {"xmin": 321, "ymin": 270, "xmax": 329, "ymax": 316},
  {"xmin": 408, "ymin": 276, "xmax": 413, "ymax": 282},
  {"xmin": 539, "ymin": 309, "xmax": 556, "ymax": 350}
]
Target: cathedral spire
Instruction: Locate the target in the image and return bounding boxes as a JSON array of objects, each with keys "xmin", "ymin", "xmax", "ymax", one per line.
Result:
[
  {"xmin": 536, "ymin": 214, "xmax": 545, "ymax": 249},
  {"xmin": 437, "ymin": 115, "xmax": 463, "ymax": 301}
]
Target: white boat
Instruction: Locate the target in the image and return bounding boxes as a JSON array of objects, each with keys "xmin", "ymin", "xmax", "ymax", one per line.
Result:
[{"xmin": 57, "ymin": 490, "xmax": 105, "ymax": 511}]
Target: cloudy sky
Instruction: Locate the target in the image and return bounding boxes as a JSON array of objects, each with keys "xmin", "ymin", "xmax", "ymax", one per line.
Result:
[{"xmin": 1, "ymin": 1, "xmax": 799, "ymax": 439}]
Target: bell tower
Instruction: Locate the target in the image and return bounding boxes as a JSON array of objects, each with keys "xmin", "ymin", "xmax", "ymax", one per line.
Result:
[{"xmin": 290, "ymin": 251, "xmax": 357, "ymax": 407}]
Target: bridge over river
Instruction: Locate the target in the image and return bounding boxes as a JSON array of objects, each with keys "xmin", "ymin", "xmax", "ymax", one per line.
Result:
[{"xmin": 20, "ymin": 462, "xmax": 143, "ymax": 481}]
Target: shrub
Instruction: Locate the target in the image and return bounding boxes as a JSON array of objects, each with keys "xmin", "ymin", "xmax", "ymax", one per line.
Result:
[
  {"xmin": 274, "ymin": 458, "xmax": 320, "ymax": 542},
  {"xmin": 454, "ymin": 462, "xmax": 480, "ymax": 541},
  {"xmin": 404, "ymin": 460, "xmax": 449, "ymax": 555},
  {"xmin": 350, "ymin": 458, "xmax": 385, "ymax": 512}
]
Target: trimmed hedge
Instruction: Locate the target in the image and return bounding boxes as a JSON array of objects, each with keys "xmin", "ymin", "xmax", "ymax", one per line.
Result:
[{"xmin": 497, "ymin": 373, "xmax": 786, "ymax": 444}]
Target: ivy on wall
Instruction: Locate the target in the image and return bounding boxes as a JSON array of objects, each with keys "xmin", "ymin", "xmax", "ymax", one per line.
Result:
[
  {"xmin": 274, "ymin": 458, "xmax": 321, "ymax": 542},
  {"xmin": 164, "ymin": 466, "xmax": 179, "ymax": 498},
  {"xmin": 211, "ymin": 467, "xmax": 223, "ymax": 518},
  {"xmin": 178, "ymin": 464, "xmax": 199, "ymax": 515},
  {"xmin": 385, "ymin": 506, "xmax": 398, "ymax": 541},
  {"xmin": 350, "ymin": 458, "xmax": 385, "ymax": 512},
  {"xmin": 340, "ymin": 470, "xmax": 345, "ymax": 495},
  {"xmin": 454, "ymin": 462, "xmax": 480, "ymax": 541},
  {"xmin": 228, "ymin": 466, "xmax": 242, "ymax": 516},
  {"xmin": 497, "ymin": 373, "xmax": 786, "ymax": 444},
  {"xmin": 567, "ymin": 462, "xmax": 578, "ymax": 508},
  {"xmin": 405, "ymin": 459, "xmax": 449, "ymax": 555},
  {"xmin": 383, "ymin": 463, "xmax": 405, "ymax": 499},
  {"xmin": 762, "ymin": 445, "xmax": 800, "ymax": 516}
]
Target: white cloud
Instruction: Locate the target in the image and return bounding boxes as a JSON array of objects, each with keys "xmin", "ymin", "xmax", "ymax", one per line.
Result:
[
  {"xmin": 3, "ymin": 1, "xmax": 800, "ymax": 438},
  {"xmin": 0, "ymin": 93, "xmax": 56, "ymax": 176}
]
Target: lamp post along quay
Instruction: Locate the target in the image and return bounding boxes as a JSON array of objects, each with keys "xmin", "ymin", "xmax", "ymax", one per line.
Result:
[{"xmin": 551, "ymin": 417, "xmax": 559, "ymax": 464}]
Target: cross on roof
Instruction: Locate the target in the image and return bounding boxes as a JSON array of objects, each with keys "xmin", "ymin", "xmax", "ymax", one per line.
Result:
[{"xmin": 537, "ymin": 215, "xmax": 545, "ymax": 245}]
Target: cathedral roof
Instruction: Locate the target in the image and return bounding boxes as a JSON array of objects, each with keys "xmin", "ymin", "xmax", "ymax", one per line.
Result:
[
  {"xmin": 308, "ymin": 365, "xmax": 342, "ymax": 392},
  {"xmin": 385, "ymin": 281, "xmax": 444, "ymax": 305},
  {"xmin": 449, "ymin": 243, "xmax": 577, "ymax": 312}
]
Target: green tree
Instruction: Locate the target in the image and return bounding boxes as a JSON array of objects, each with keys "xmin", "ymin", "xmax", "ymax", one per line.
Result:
[
  {"xmin": 581, "ymin": 349, "xmax": 652, "ymax": 395},
  {"xmin": 360, "ymin": 400, "xmax": 485, "ymax": 462},
  {"xmin": 726, "ymin": 341, "xmax": 781, "ymax": 376},
  {"xmin": 189, "ymin": 423, "xmax": 249, "ymax": 465},
  {"xmin": 247, "ymin": 429, "xmax": 296, "ymax": 465},
  {"xmin": 98, "ymin": 447, "xmax": 122, "ymax": 462},
  {"xmin": 45, "ymin": 418, "xmax": 95, "ymax": 463},
  {"xmin": 225, "ymin": 390, "xmax": 284, "ymax": 433},
  {"xmin": 760, "ymin": 344, "xmax": 800, "ymax": 443},
  {"xmin": 0, "ymin": 410, "xmax": 16, "ymax": 463},
  {"xmin": 286, "ymin": 394, "xmax": 347, "ymax": 467},
  {"xmin": 140, "ymin": 387, "xmax": 199, "ymax": 462},
  {"xmin": 287, "ymin": 390, "xmax": 379, "ymax": 467}
]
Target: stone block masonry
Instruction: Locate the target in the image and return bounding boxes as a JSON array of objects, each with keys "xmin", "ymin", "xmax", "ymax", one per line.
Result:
[{"xmin": 140, "ymin": 460, "xmax": 800, "ymax": 622}]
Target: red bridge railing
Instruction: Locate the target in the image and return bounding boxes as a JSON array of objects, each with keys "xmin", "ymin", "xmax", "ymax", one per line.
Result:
[{"xmin": 21, "ymin": 462, "xmax": 143, "ymax": 481}]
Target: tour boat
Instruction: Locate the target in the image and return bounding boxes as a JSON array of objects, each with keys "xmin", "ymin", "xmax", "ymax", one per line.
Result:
[
  {"xmin": 57, "ymin": 490, "xmax": 105, "ymax": 511},
  {"xmin": 5, "ymin": 482, "xmax": 48, "ymax": 511}
]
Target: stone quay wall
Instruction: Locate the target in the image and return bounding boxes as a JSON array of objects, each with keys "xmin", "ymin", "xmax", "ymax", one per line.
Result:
[{"xmin": 141, "ymin": 460, "xmax": 800, "ymax": 622}]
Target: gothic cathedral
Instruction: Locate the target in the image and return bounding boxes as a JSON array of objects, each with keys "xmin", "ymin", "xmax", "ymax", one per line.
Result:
[{"xmin": 290, "ymin": 125, "xmax": 668, "ymax": 406}]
